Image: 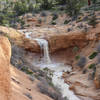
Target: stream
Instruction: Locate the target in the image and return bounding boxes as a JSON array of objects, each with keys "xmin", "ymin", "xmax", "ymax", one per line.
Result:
[
  {"xmin": 34, "ymin": 39, "xmax": 80, "ymax": 100},
  {"xmin": 19, "ymin": 30, "xmax": 80, "ymax": 100}
]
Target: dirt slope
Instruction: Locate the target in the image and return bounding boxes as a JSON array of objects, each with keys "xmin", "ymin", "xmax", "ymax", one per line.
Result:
[
  {"xmin": 0, "ymin": 35, "xmax": 53, "ymax": 100},
  {"xmin": 11, "ymin": 66, "xmax": 53, "ymax": 100}
]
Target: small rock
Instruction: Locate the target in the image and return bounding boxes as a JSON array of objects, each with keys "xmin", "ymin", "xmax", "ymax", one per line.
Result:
[
  {"xmin": 26, "ymin": 88, "xmax": 31, "ymax": 91},
  {"xmin": 24, "ymin": 93, "xmax": 32, "ymax": 100},
  {"xmin": 67, "ymin": 28, "xmax": 72, "ymax": 32},
  {"xmin": 69, "ymin": 85, "xmax": 76, "ymax": 92},
  {"xmin": 82, "ymin": 69, "xmax": 87, "ymax": 74},
  {"xmin": 82, "ymin": 16, "xmax": 88, "ymax": 21},
  {"xmin": 29, "ymin": 75, "xmax": 35, "ymax": 82}
]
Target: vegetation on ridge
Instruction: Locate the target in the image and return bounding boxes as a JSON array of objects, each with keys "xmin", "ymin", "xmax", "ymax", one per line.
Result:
[{"xmin": 0, "ymin": 0, "xmax": 99, "ymax": 28}]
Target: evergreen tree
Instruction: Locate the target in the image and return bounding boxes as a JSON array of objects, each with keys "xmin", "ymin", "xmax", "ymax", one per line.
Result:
[
  {"xmin": 66, "ymin": 0, "xmax": 81, "ymax": 16},
  {"xmin": 88, "ymin": 0, "xmax": 98, "ymax": 28}
]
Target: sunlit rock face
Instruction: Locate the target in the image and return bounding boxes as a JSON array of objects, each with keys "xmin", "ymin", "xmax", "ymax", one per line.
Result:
[
  {"xmin": 1, "ymin": 26, "xmax": 100, "ymax": 54},
  {"xmin": 0, "ymin": 36, "xmax": 11, "ymax": 100},
  {"xmin": 21, "ymin": 31, "xmax": 88, "ymax": 53}
]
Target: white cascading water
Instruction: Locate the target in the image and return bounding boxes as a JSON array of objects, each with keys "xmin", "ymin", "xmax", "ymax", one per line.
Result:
[
  {"xmin": 34, "ymin": 39, "xmax": 51, "ymax": 64},
  {"xmin": 35, "ymin": 38, "xmax": 80, "ymax": 100}
]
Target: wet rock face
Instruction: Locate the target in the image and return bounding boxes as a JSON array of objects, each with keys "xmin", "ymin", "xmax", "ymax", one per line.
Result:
[
  {"xmin": 94, "ymin": 64, "xmax": 100, "ymax": 89},
  {"xmin": 0, "ymin": 36, "xmax": 11, "ymax": 100}
]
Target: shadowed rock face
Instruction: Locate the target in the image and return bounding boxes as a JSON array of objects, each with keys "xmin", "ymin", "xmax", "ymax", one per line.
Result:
[
  {"xmin": 0, "ymin": 36, "xmax": 11, "ymax": 100},
  {"xmin": 47, "ymin": 32, "xmax": 88, "ymax": 53}
]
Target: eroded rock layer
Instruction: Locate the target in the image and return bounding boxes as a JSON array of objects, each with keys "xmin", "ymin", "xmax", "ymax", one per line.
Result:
[{"xmin": 0, "ymin": 36, "xmax": 11, "ymax": 100}]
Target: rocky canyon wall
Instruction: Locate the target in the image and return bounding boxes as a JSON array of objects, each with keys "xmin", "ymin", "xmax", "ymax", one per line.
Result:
[{"xmin": 0, "ymin": 36, "xmax": 11, "ymax": 100}]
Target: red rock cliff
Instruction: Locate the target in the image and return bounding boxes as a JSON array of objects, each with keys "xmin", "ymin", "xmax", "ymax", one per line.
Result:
[{"xmin": 0, "ymin": 36, "xmax": 11, "ymax": 100}]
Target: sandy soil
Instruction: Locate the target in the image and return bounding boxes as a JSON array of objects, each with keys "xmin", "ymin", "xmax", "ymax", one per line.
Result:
[{"xmin": 11, "ymin": 66, "xmax": 53, "ymax": 100}]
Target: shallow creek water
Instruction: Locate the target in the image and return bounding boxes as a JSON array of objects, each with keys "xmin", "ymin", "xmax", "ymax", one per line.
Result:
[{"xmin": 34, "ymin": 39, "xmax": 80, "ymax": 100}]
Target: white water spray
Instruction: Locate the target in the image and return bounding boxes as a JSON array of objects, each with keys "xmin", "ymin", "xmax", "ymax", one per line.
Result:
[{"xmin": 35, "ymin": 39, "xmax": 51, "ymax": 64}]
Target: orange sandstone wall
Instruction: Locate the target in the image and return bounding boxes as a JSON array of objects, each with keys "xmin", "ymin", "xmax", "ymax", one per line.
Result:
[{"xmin": 0, "ymin": 36, "xmax": 11, "ymax": 100}]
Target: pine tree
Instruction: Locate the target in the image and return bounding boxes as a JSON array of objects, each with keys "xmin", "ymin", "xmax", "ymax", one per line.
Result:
[
  {"xmin": 88, "ymin": 0, "xmax": 98, "ymax": 28},
  {"xmin": 66, "ymin": 0, "xmax": 81, "ymax": 16}
]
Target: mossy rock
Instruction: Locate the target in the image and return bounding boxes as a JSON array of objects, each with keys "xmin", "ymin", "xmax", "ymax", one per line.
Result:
[{"xmin": 75, "ymin": 55, "xmax": 80, "ymax": 60}]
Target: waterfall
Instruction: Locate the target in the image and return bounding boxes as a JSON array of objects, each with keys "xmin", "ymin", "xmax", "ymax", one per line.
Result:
[
  {"xmin": 34, "ymin": 39, "xmax": 51, "ymax": 64},
  {"xmin": 35, "ymin": 38, "xmax": 80, "ymax": 100}
]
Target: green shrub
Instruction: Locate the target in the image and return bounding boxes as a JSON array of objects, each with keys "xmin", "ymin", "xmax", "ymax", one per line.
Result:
[
  {"xmin": 64, "ymin": 20, "xmax": 70, "ymax": 24},
  {"xmin": 88, "ymin": 63, "xmax": 96, "ymax": 69},
  {"xmin": 89, "ymin": 52, "xmax": 98, "ymax": 59},
  {"xmin": 72, "ymin": 46, "xmax": 79, "ymax": 53},
  {"xmin": 75, "ymin": 55, "xmax": 80, "ymax": 60},
  {"xmin": 76, "ymin": 17, "xmax": 82, "ymax": 23},
  {"xmin": 0, "ymin": 14, "xmax": 9, "ymax": 26},
  {"xmin": 52, "ymin": 13, "xmax": 58, "ymax": 20},
  {"xmin": 51, "ymin": 21, "xmax": 56, "ymax": 25},
  {"xmin": 43, "ymin": 67, "xmax": 49, "ymax": 71},
  {"xmin": 55, "ymin": 0, "xmax": 67, "ymax": 5},
  {"xmin": 13, "ymin": 1, "xmax": 28, "ymax": 16},
  {"xmin": 40, "ymin": 0, "xmax": 53, "ymax": 10},
  {"xmin": 35, "ymin": 24, "xmax": 41, "ymax": 27},
  {"xmin": 88, "ymin": 14, "xmax": 98, "ymax": 28},
  {"xmin": 65, "ymin": 0, "xmax": 81, "ymax": 16},
  {"xmin": 21, "ymin": 67, "xmax": 33, "ymax": 75},
  {"xmin": 28, "ymin": 3, "xmax": 34, "ymax": 12},
  {"xmin": 38, "ymin": 19, "xmax": 42, "ymax": 24},
  {"xmin": 20, "ymin": 20, "xmax": 25, "ymax": 28}
]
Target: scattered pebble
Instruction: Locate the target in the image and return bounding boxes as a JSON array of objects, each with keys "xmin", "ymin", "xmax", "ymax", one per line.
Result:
[{"xmin": 24, "ymin": 93, "xmax": 32, "ymax": 100}]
